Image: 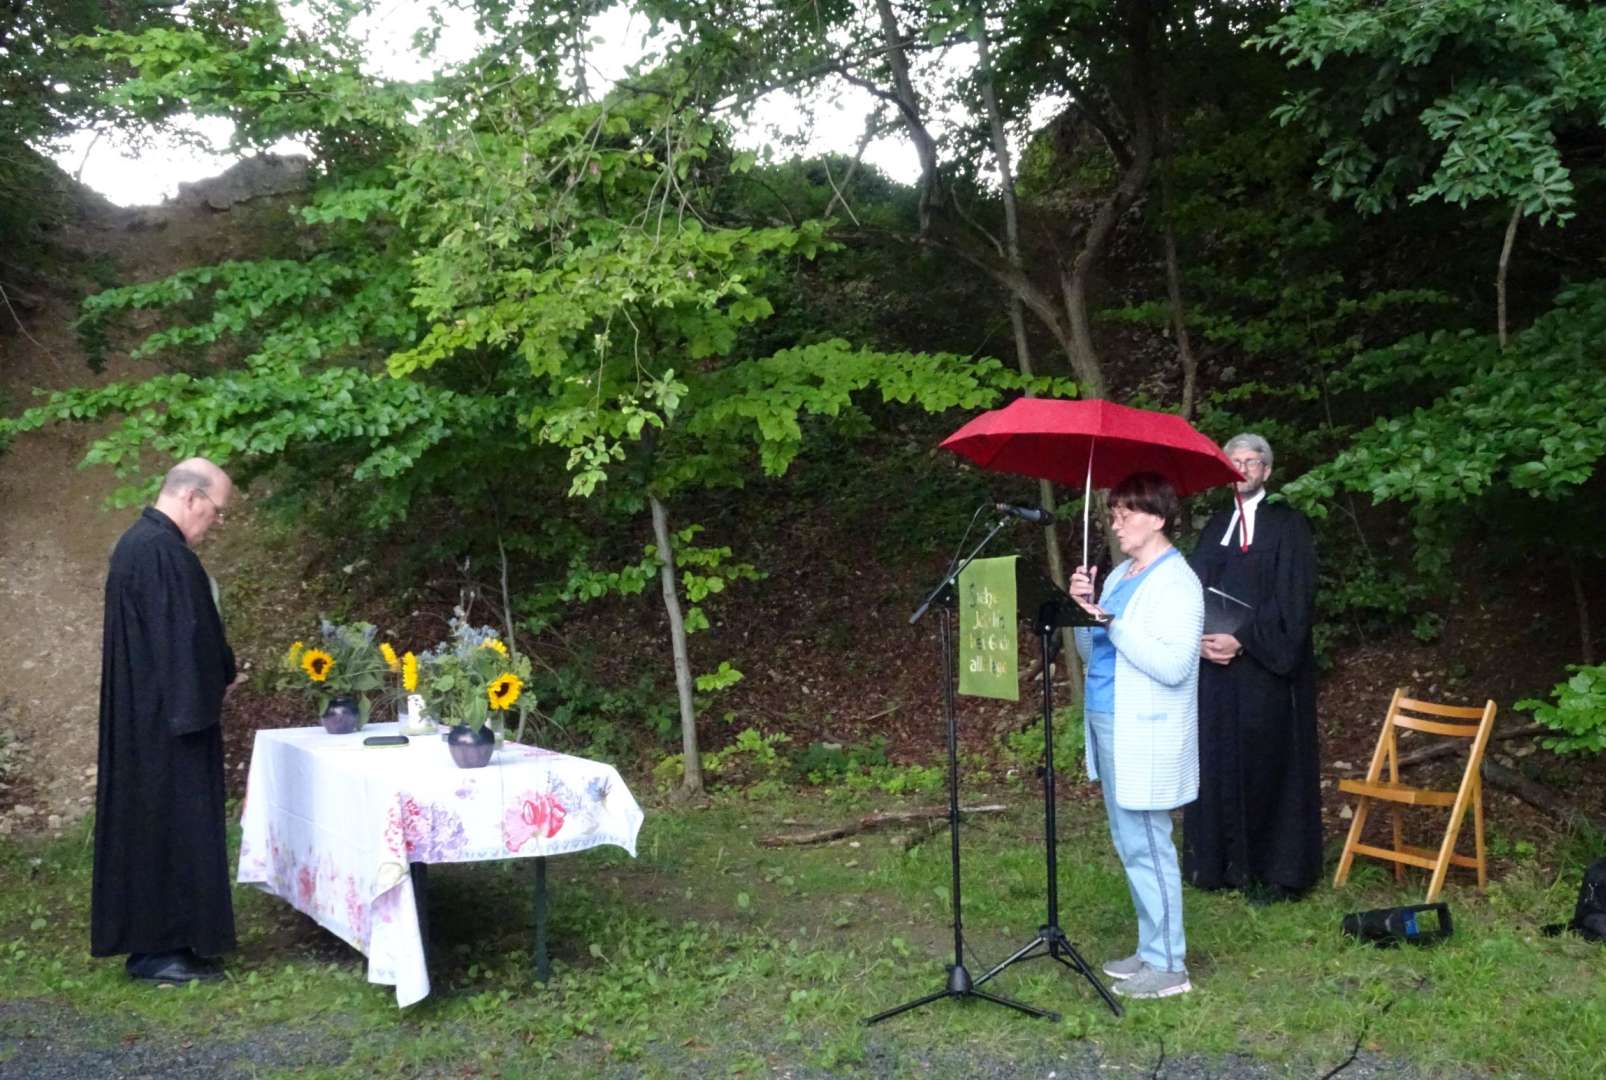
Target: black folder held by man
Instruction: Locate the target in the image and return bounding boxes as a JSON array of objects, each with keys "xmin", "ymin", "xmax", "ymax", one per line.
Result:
[{"xmin": 1203, "ymin": 586, "xmax": 1252, "ymax": 637}]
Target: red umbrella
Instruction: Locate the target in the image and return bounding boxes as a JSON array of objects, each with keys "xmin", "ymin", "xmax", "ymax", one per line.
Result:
[{"xmin": 939, "ymin": 397, "xmax": 1243, "ymax": 563}]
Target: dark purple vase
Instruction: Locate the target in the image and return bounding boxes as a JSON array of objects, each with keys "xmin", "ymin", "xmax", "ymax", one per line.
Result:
[
  {"xmin": 321, "ymin": 696, "xmax": 361, "ymax": 735},
  {"xmin": 446, "ymin": 724, "xmax": 495, "ymax": 768}
]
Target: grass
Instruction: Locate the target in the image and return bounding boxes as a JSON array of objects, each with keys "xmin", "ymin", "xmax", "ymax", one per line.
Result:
[{"xmin": 1, "ymin": 786, "xmax": 1603, "ymax": 1078}]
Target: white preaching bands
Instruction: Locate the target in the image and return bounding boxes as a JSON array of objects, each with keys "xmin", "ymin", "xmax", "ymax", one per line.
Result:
[{"xmin": 1218, "ymin": 487, "xmax": 1266, "ymax": 548}]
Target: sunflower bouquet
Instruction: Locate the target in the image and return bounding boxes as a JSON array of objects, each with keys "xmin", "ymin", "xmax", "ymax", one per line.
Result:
[
  {"xmin": 281, "ymin": 619, "xmax": 399, "ymax": 729},
  {"xmin": 416, "ymin": 618, "xmax": 536, "ymax": 741}
]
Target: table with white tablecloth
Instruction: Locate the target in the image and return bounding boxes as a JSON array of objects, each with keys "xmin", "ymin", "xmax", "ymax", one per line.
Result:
[{"xmin": 236, "ymin": 722, "xmax": 645, "ymax": 1007}]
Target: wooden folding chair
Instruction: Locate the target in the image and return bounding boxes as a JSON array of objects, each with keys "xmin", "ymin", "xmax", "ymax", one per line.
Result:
[{"xmin": 1333, "ymin": 688, "xmax": 1499, "ymax": 902}]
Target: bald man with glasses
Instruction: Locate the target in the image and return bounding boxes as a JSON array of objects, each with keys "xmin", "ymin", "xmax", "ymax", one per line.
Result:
[
  {"xmin": 1183, "ymin": 433, "xmax": 1322, "ymax": 904},
  {"xmin": 92, "ymin": 458, "xmax": 245, "ymax": 983}
]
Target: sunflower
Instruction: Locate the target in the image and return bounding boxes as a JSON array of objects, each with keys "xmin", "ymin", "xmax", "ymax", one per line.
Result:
[
  {"xmin": 487, "ymin": 672, "xmax": 523, "ymax": 711},
  {"xmin": 286, "ymin": 640, "xmax": 304, "ymax": 666},
  {"xmin": 402, "ymin": 651, "xmax": 419, "ymax": 693},
  {"xmin": 482, "ymin": 638, "xmax": 509, "ymax": 657},
  {"xmin": 380, "ymin": 642, "xmax": 400, "ymax": 673},
  {"xmin": 301, "ymin": 648, "xmax": 335, "ymax": 683}
]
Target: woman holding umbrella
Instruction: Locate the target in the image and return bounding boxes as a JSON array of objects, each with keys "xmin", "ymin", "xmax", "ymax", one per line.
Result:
[{"xmin": 1068, "ymin": 471, "xmax": 1204, "ymax": 1000}]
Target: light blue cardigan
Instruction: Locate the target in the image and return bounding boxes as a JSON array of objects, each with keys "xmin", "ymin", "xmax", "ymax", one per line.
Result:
[{"xmin": 1073, "ymin": 552, "xmax": 1204, "ymax": 811}]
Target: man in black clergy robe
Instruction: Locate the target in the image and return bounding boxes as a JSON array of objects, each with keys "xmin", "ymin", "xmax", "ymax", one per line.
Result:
[
  {"xmin": 92, "ymin": 458, "xmax": 242, "ymax": 983},
  {"xmin": 1183, "ymin": 433, "xmax": 1322, "ymax": 901}
]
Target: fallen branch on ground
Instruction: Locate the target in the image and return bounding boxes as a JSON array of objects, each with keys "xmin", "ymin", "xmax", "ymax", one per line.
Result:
[
  {"xmin": 1482, "ymin": 761, "xmax": 1606, "ymax": 835},
  {"xmin": 1394, "ymin": 723, "xmax": 1546, "ymax": 768},
  {"xmin": 892, "ymin": 819, "xmax": 948, "ymax": 852},
  {"xmin": 758, "ymin": 804, "xmax": 1007, "ymax": 847}
]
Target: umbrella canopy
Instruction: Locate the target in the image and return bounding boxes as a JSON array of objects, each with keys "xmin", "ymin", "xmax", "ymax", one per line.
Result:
[
  {"xmin": 940, "ymin": 397, "xmax": 1244, "ymax": 566},
  {"xmin": 939, "ymin": 397, "xmax": 1242, "ymax": 497}
]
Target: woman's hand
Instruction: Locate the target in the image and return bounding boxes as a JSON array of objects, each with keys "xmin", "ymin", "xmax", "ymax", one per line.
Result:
[
  {"xmin": 1068, "ymin": 566, "xmax": 1110, "ymax": 622},
  {"xmin": 1068, "ymin": 564, "xmax": 1098, "ymax": 602},
  {"xmin": 1072, "ymin": 596, "xmax": 1112, "ymax": 624}
]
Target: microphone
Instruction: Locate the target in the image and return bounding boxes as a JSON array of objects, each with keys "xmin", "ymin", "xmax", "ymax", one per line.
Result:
[{"xmin": 995, "ymin": 502, "xmax": 1055, "ymax": 525}]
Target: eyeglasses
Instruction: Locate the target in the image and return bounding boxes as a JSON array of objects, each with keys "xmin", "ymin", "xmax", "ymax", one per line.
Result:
[
  {"xmin": 196, "ymin": 488, "xmax": 227, "ymax": 522},
  {"xmin": 1229, "ymin": 457, "xmax": 1265, "ymax": 471},
  {"xmin": 1108, "ymin": 508, "xmax": 1154, "ymax": 526}
]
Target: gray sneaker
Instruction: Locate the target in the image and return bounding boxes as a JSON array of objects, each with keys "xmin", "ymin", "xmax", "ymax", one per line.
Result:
[
  {"xmin": 1111, "ymin": 963, "xmax": 1191, "ymax": 999},
  {"xmin": 1101, "ymin": 953, "xmax": 1143, "ymax": 980}
]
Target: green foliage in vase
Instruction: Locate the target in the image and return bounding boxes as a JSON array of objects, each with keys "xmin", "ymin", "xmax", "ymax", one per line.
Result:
[
  {"xmin": 417, "ymin": 619, "xmax": 537, "ymax": 737},
  {"xmin": 279, "ymin": 618, "xmax": 394, "ymax": 725}
]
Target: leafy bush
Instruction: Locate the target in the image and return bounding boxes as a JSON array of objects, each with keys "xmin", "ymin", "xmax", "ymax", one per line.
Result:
[
  {"xmin": 793, "ymin": 736, "xmax": 890, "ymax": 785},
  {"xmin": 839, "ymin": 763, "xmax": 945, "ymax": 797},
  {"xmin": 1002, "ymin": 705, "xmax": 1086, "ymax": 781},
  {"xmin": 529, "ymin": 666, "xmax": 675, "ymax": 761},
  {"xmin": 703, "ymin": 728, "xmax": 792, "ymax": 787},
  {"xmin": 653, "ymin": 728, "xmax": 797, "ymax": 797},
  {"xmin": 1518, "ymin": 663, "xmax": 1606, "ymax": 755}
]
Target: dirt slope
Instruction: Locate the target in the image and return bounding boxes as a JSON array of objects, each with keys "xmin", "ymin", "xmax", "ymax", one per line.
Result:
[{"xmin": 0, "ymin": 188, "xmax": 289, "ymax": 835}]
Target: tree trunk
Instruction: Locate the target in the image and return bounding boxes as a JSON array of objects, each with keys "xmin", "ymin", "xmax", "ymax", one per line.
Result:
[
  {"xmin": 1569, "ymin": 553, "xmax": 1595, "ymax": 666},
  {"xmin": 873, "ymin": 0, "xmax": 939, "ymax": 232},
  {"xmin": 1057, "ymin": 0, "xmax": 1156, "ymax": 404},
  {"xmin": 1157, "ymin": 102, "xmax": 1197, "ymax": 420},
  {"xmin": 650, "ymin": 493, "xmax": 702, "ymax": 794},
  {"xmin": 974, "ymin": 11, "xmax": 1084, "ymax": 705},
  {"xmin": 1164, "ymin": 225, "xmax": 1197, "ymax": 420},
  {"xmin": 1061, "ymin": 266, "xmax": 1112, "ymax": 402},
  {"xmin": 1497, "ymin": 204, "xmax": 1521, "ymax": 349}
]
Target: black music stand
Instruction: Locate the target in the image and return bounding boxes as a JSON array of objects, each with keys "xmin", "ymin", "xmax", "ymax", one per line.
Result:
[
  {"xmin": 866, "ymin": 519, "xmax": 1056, "ymax": 1026},
  {"xmin": 973, "ymin": 586, "xmax": 1123, "ymax": 1018}
]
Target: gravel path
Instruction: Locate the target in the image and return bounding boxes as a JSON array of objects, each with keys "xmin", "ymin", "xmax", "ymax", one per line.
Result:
[
  {"xmin": 2, "ymin": 995, "xmax": 1471, "ymax": 1080},
  {"xmin": 0, "ymin": 999, "xmax": 348, "ymax": 1080}
]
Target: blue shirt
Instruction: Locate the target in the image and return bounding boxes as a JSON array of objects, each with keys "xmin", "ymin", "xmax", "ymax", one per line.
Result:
[{"xmin": 1084, "ymin": 548, "xmax": 1179, "ymax": 714}]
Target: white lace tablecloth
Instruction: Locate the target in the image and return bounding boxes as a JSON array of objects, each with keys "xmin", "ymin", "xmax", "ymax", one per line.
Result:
[{"xmin": 236, "ymin": 722, "xmax": 644, "ymax": 1006}]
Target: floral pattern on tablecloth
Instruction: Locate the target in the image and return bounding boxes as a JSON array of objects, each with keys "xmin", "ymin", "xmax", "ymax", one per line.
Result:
[
  {"xmin": 384, "ymin": 793, "xmax": 470, "ymax": 863},
  {"xmin": 504, "ymin": 783, "xmax": 572, "ymax": 851}
]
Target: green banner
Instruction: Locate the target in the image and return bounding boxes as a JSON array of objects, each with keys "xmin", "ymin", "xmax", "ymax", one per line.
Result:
[{"xmin": 958, "ymin": 556, "xmax": 1018, "ymax": 701}]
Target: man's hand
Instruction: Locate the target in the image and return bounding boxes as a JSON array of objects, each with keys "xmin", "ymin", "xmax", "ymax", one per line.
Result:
[
  {"xmin": 1201, "ymin": 633, "xmax": 1242, "ymax": 666},
  {"xmin": 224, "ymin": 672, "xmax": 249, "ymax": 698}
]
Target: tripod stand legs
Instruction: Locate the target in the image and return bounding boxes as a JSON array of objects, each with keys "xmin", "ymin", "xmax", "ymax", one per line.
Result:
[
  {"xmin": 975, "ymin": 925, "xmax": 1123, "ymax": 1017},
  {"xmin": 969, "ymin": 605, "xmax": 1123, "ymax": 1018},
  {"xmin": 865, "ymin": 962, "xmax": 1060, "ymax": 1025},
  {"xmin": 866, "ymin": 604, "xmax": 1057, "ymax": 1026}
]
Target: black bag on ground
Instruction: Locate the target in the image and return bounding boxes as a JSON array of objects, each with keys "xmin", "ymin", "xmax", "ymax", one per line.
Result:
[
  {"xmin": 1544, "ymin": 857, "xmax": 1606, "ymax": 942},
  {"xmin": 1567, "ymin": 858, "xmax": 1606, "ymax": 942}
]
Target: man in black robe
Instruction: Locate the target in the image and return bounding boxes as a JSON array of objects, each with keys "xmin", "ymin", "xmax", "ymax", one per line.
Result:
[
  {"xmin": 1183, "ymin": 433, "xmax": 1322, "ymax": 901},
  {"xmin": 92, "ymin": 458, "xmax": 241, "ymax": 982}
]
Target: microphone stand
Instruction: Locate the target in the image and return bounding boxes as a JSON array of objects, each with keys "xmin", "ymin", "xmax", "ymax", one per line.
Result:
[
  {"xmin": 972, "ymin": 594, "xmax": 1123, "ymax": 1017},
  {"xmin": 868, "ymin": 513, "xmax": 1056, "ymax": 1026}
]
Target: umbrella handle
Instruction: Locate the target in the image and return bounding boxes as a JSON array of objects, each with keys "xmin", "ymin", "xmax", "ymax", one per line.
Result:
[{"xmin": 1081, "ymin": 449, "xmax": 1093, "ymax": 569}]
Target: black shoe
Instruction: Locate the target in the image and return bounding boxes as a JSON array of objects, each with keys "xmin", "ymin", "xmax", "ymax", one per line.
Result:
[
  {"xmin": 1244, "ymin": 881, "xmax": 1304, "ymax": 907},
  {"xmin": 126, "ymin": 949, "xmax": 224, "ymax": 984}
]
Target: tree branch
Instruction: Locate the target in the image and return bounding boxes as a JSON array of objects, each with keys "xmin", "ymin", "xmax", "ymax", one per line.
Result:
[{"xmin": 759, "ymin": 805, "xmax": 1006, "ymax": 847}]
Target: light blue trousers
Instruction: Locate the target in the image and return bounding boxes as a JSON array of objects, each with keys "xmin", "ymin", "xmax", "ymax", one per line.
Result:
[{"xmin": 1087, "ymin": 710, "xmax": 1187, "ymax": 973}]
